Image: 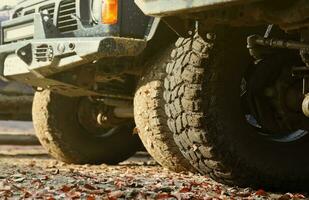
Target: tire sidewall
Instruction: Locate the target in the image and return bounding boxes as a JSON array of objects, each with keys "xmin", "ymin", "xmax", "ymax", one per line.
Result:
[{"xmin": 33, "ymin": 90, "xmax": 140, "ymax": 164}]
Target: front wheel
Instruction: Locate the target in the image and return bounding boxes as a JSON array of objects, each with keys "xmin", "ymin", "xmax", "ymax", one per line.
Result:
[
  {"xmin": 164, "ymin": 29, "xmax": 309, "ymax": 190},
  {"xmin": 32, "ymin": 90, "xmax": 140, "ymax": 164},
  {"xmin": 134, "ymin": 45, "xmax": 194, "ymax": 172}
]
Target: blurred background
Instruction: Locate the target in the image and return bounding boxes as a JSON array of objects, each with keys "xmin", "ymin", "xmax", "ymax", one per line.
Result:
[
  {"xmin": 0, "ymin": 0, "xmax": 38, "ymax": 150},
  {"xmin": 0, "ymin": 0, "xmax": 16, "ymax": 19},
  {"xmin": 0, "ymin": 1, "xmax": 17, "ymax": 7}
]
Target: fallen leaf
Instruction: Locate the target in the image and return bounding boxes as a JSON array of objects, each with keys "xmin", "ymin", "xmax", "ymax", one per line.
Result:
[
  {"xmin": 114, "ymin": 180, "xmax": 126, "ymax": 189},
  {"xmin": 192, "ymin": 144, "xmax": 198, "ymax": 152},
  {"xmin": 60, "ymin": 185, "xmax": 72, "ymax": 193},
  {"xmin": 23, "ymin": 191, "xmax": 32, "ymax": 198},
  {"xmin": 179, "ymin": 187, "xmax": 191, "ymax": 193},
  {"xmin": 133, "ymin": 127, "xmax": 139, "ymax": 135},
  {"xmin": 28, "ymin": 161, "xmax": 36, "ymax": 167},
  {"xmin": 13, "ymin": 177, "xmax": 25, "ymax": 183},
  {"xmin": 41, "ymin": 176, "xmax": 49, "ymax": 181},
  {"xmin": 278, "ymin": 193, "xmax": 292, "ymax": 200},
  {"xmin": 84, "ymin": 183, "xmax": 96, "ymax": 190},
  {"xmin": 144, "ymin": 90, "xmax": 150, "ymax": 95},
  {"xmin": 255, "ymin": 189, "xmax": 267, "ymax": 196},
  {"xmin": 159, "ymin": 187, "xmax": 173, "ymax": 193},
  {"xmin": 108, "ymin": 190, "xmax": 124, "ymax": 200},
  {"xmin": 67, "ymin": 190, "xmax": 81, "ymax": 199},
  {"xmin": 52, "ymin": 169, "xmax": 60, "ymax": 175},
  {"xmin": 87, "ymin": 195, "xmax": 96, "ymax": 200},
  {"xmin": 236, "ymin": 191, "xmax": 251, "ymax": 197},
  {"xmin": 156, "ymin": 193, "xmax": 177, "ymax": 199},
  {"xmin": 294, "ymin": 193, "xmax": 306, "ymax": 199},
  {"xmin": 190, "ymin": 181, "xmax": 202, "ymax": 187},
  {"xmin": 32, "ymin": 179, "xmax": 44, "ymax": 189}
]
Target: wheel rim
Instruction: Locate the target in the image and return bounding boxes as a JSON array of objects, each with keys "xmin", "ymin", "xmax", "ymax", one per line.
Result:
[{"xmin": 240, "ymin": 56, "xmax": 309, "ymax": 142}]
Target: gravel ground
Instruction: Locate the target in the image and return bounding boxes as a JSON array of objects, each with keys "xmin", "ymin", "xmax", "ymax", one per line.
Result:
[
  {"xmin": 0, "ymin": 151, "xmax": 307, "ymax": 199},
  {"xmin": 0, "ymin": 121, "xmax": 307, "ymax": 199}
]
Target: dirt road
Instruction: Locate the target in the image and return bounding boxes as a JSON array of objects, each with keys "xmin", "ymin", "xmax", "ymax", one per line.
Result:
[{"xmin": 0, "ymin": 121, "xmax": 307, "ymax": 199}]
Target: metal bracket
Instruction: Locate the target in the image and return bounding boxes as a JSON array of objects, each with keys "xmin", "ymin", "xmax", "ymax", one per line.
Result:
[
  {"xmin": 163, "ymin": 16, "xmax": 195, "ymax": 37},
  {"xmin": 16, "ymin": 43, "xmax": 33, "ymax": 65},
  {"xmin": 33, "ymin": 13, "xmax": 60, "ymax": 39}
]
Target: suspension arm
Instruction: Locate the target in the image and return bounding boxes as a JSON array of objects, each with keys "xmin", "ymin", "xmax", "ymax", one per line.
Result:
[{"xmin": 247, "ymin": 35, "xmax": 309, "ymax": 51}]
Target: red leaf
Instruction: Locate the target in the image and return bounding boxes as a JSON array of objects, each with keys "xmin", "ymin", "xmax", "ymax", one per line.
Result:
[
  {"xmin": 67, "ymin": 191, "xmax": 81, "ymax": 199},
  {"xmin": 156, "ymin": 193, "xmax": 177, "ymax": 199},
  {"xmin": 60, "ymin": 185, "xmax": 72, "ymax": 193},
  {"xmin": 87, "ymin": 195, "xmax": 96, "ymax": 200},
  {"xmin": 133, "ymin": 127, "xmax": 139, "ymax": 134},
  {"xmin": 255, "ymin": 189, "xmax": 267, "ymax": 196},
  {"xmin": 23, "ymin": 191, "xmax": 32, "ymax": 198},
  {"xmin": 190, "ymin": 181, "xmax": 202, "ymax": 187},
  {"xmin": 84, "ymin": 184, "xmax": 96, "ymax": 190},
  {"xmin": 293, "ymin": 194, "xmax": 306, "ymax": 199},
  {"xmin": 114, "ymin": 180, "xmax": 126, "ymax": 189},
  {"xmin": 179, "ymin": 187, "xmax": 191, "ymax": 193}
]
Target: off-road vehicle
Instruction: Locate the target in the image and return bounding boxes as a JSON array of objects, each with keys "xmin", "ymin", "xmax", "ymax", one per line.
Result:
[
  {"xmin": 0, "ymin": 0, "xmax": 196, "ymax": 170},
  {"xmin": 136, "ymin": 0, "xmax": 309, "ymax": 189}
]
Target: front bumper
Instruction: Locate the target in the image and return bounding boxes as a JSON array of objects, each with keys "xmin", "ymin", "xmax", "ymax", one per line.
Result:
[
  {"xmin": 0, "ymin": 36, "xmax": 146, "ymax": 77},
  {"xmin": 0, "ymin": 37, "xmax": 146, "ymax": 95},
  {"xmin": 135, "ymin": 0, "xmax": 259, "ymax": 17}
]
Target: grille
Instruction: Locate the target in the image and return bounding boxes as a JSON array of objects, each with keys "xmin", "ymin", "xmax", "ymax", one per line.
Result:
[
  {"xmin": 34, "ymin": 44, "xmax": 50, "ymax": 62},
  {"xmin": 57, "ymin": 0, "xmax": 78, "ymax": 33},
  {"xmin": 39, "ymin": 4, "xmax": 55, "ymax": 21}
]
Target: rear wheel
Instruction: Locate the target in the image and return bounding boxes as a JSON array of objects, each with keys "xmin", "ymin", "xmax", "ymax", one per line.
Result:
[
  {"xmin": 33, "ymin": 90, "xmax": 140, "ymax": 164},
  {"xmin": 164, "ymin": 29, "xmax": 309, "ymax": 189},
  {"xmin": 134, "ymin": 46, "xmax": 194, "ymax": 172}
]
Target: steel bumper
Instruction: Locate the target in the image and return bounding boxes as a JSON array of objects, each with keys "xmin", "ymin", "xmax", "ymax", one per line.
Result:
[
  {"xmin": 0, "ymin": 37, "xmax": 146, "ymax": 78},
  {"xmin": 135, "ymin": 0, "xmax": 259, "ymax": 17}
]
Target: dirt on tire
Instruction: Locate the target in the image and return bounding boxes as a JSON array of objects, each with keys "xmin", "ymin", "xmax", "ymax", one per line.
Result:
[
  {"xmin": 33, "ymin": 90, "xmax": 140, "ymax": 165},
  {"xmin": 164, "ymin": 29, "xmax": 309, "ymax": 190},
  {"xmin": 134, "ymin": 45, "xmax": 194, "ymax": 173}
]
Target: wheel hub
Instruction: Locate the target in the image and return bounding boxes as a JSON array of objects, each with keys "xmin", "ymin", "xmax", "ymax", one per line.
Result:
[
  {"xmin": 242, "ymin": 54, "xmax": 309, "ymax": 141},
  {"xmin": 77, "ymin": 98, "xmax": 128, "ymax": 136}
]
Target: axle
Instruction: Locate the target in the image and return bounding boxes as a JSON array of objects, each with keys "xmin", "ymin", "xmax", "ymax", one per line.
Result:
[
  {"xmin": 247, "ymin": 35, "xmax": 309, "ymax": 51},
  {"xmin": 113, "ymin": 107, "xmax": 134, "ymax": 118}
]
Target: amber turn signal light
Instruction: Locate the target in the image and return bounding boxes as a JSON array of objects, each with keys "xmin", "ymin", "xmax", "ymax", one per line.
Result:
[{"xmin": 102, "ymin": 0, "xmax": 118, "ymax": 24}]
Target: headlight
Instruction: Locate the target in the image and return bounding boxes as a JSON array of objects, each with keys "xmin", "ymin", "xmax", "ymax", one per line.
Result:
[
  {"xmin": 92, "ymin": 0, "xmax": 118, "ymax": 25},
  {"xmin": 3, "ymin": 22, "xmax": 34, "ymax": 43}
]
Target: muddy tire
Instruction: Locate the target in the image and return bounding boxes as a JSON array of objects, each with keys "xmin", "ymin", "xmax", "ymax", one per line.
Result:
[
  {"xmin": 33, "ymin": 90, "xmax": 140, "ymax": 164},
  {"xmin": 134, "ymin": 46, "xmax": 194, "ymax": 172},
  {"xmin": 164, "ymin": 29, "xmax": 309, "ymax": 190}
]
